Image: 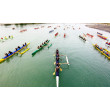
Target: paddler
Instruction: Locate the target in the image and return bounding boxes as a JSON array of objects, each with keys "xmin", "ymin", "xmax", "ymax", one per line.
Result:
[
  {"xmin": 56, "ymin": 53, "xmax": 59, "ymax": 57},
  {"xmin": 46, "ymin": 39, "xmax": 48, "ymax": 42},
  {"xmin": 84, "ymin": 38, "xmax": 86, "ymax": 41},
  {"xmin": 106, "ymin": 52, "xmax": 109, "ymax": 56},
  {"xmin": 18, "ymin": 46, "xmax": 21, "ymax": 49},
  {"xmin": 56, "ymin": 62, "xmax": 60, "ymax": 66},
  {"xmin": 104, "ymin": 50, "xmax": 107, "ymax": 54},
  {"xmin": 100, "ymin": 47, "xmax": 103, "ymax": 51},
  {"xmin": 44, "ymin": 41, "xmax": 47, "ymax": 44},
  {"xmin": 56, "ymin": 57, "xmax": 59, "ymax": 61},
  {"xmin": 42, "ymin": 42, "xmax": 44, "ymax": 45},
  {"xmin": 15, "ymin": 48, "xmax": 18, "ymax": 51},
  {"xmin": 23, "ymin": 44, "xmax": 25, "ymax": 46},
  {"xmin": 102, "ymin": 49, "xmax": 104, "ymax": 52},
  {"xmin": 40, "ymin": 45, "xmax": 42, "ymax": 48},
  {"xmin": 23, "ymin": 42, "xmax": 27, "ymax": 46},
  {"xmin": 95, "ymin": 44, "xmax": 97, "ymax": 46},
  {"xmin": 97, "ymin": 45, "xmax": 99, "ymax": 48},
  {"xmin": 37, "ymin": 46, "xmax": 40, "ymax": 49},
  {"xmin": 56, "ymin": 49, "xmax": 59, "ymax": 54},
  {"xmin": 102, "ymin": 49, "xmax": 106, "ymax": 53},
  {"xmin": 108, "ymin": 53, "xmax": 110, "ymax": 57},
  {"xmin": 106, "ymin": 42, "xmax": 108, "ymax": 44},
  {"xmin": 5, "ymin": 53, "xmax": 8, "ymax": 57},
  {"xmin": 8, "ymin": 51, "xmax": 13, "ymax": 54},
  {"xmin": 9, "ymin": 36, "xmax": 10, "ymax": 38},
  {"xmin": 55, "ymin": 66, "xmax": 60, "ymax": 74}
]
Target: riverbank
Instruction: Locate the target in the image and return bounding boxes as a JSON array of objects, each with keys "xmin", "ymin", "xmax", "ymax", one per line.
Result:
[{"xmin": 86, "ymin": 23, "xmax": 110, "ymax": 33}]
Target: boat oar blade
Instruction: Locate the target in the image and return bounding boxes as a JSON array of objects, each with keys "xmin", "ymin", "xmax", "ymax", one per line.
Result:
[
  {"xmin": 53, "ymin": 72, "xmax": 55, "ymax": 75},
  {"xmin": 60, "ymin": 68, "xmax": 62, "ymax": 71}
]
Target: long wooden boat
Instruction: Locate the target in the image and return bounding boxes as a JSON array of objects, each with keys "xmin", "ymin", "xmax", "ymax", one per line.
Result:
[
  {"xmin": 49, "ymin": 30, "xmax": 54, "ymax": 33},
  {"xmin": 97, "ymin": 32, "xmax": 103, "ymax": 35},
  {"xmin": 55, "ymin": 32, "xmax": 58, "ymax": 37},
  {"xmin": 53, "ymin": 50, "xmax": 70, "ymax": 87},
  {"xmin": 0, "ymin": 43, "xmax": 30, "ymax": 63},
  {"xmin": 93, "ymin": 44, "xmax": 110, "ymax": 59},
  {"xmin": 79, "ymin": 35, "xmax": 86, "ymax": 41},
  {"xmin": 86, "ymin": 33, "xmax": 94, "ymax": 37},
  {"xmin": 32, "ymin": 40, "xmax": 50, "ymax": 55},
  {"xmin": 56, "ymin": 49, "xmax": 59, "ymax": 87}
]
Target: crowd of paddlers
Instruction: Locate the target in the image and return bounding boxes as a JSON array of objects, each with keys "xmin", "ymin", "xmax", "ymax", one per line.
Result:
[
  {"xmin": 94, "ymin": 44, "xmax": 110, "ymax": 57},
  {"xmin": 37, "ymin": 40, "xmax": 49, "ymax": 49},
  {"xmin": 4, "ymin": 42, "xmax": 27, "ymax": 57},
  {"xmin": 78, "ymin": 31, "xmax": 110, "ymax": 59}
]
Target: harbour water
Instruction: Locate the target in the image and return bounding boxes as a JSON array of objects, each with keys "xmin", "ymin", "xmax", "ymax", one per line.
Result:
[{"xmin": 0, "ymin": 23, "xmax": 110, "ymax": 87}]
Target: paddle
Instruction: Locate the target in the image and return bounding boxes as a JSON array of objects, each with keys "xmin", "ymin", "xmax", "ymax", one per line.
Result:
[
  {"xmin": 54, "ymin": 62, "xmax": 56, "ymax": 65},
  {"xmin": 53, "ymin": 72, "xmax": 55, "ymax": 75},
  {"xmin": 60, "ymin": 67, "xmax": 62, "ymax": 71}
]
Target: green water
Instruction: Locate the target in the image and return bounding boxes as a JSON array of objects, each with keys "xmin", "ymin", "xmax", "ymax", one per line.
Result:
[{"xmin": 0, "ymin": 23, "xmax": 110, "ymax": 87}]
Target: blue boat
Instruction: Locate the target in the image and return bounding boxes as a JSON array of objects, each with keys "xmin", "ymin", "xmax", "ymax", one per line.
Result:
[
  {"xmin": 0, "ymin": 43, "xmax": 30, "ymax": 63},
  {"xmin": 97, "ymin": 32, "xmax": 103, "ymax": 35},
  {"xmin": 56, "ymin": 49, "xmax": 59, "ymax": 87},
  {"xmin": 49, "ymin": 30, "xmax": 54, "ymax": 33}
]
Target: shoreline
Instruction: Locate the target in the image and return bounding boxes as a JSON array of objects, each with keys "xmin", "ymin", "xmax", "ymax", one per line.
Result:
[{"xmin": 86, "ymin": 23, "xmax": 110, "ymax": 33}]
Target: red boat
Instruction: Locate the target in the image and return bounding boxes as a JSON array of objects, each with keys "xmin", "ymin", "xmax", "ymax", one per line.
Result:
[
  {"xmin": 48, "ymin": 26, "xmax": 51, "ymax": 28},
  {"xmin": 20, "ymin": 30, "xmax": 23, "ymax": 32},
  {"xmin": 55, "ymin": 32, "xmax": 58, "ymax": 36},
  {"xmin": 34, "ymin": 28, "xmax": 39, "ymax": 29},
  {"xmin": 64, "ymin": 33, "xmax": 66, "ymax": 38},
  {"xmin": 20, "ymin": 29, "xmax": 27, "ymax": 32},
  {"xmin": 86, "ymin": 33, "xmax": 94, "ymax": 38}
]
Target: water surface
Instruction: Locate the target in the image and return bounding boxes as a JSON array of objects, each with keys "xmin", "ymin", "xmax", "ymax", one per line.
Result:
[{"xmin": 0, "ymin": 23, "xmax": 110, "ymax": 87}]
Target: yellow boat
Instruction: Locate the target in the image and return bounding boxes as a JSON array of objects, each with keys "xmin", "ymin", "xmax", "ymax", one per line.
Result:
[
  {"xmin": 19, "ymin": 48, "xmax": 30, "ymax": 55},
  {"xmin": 93, "ymin": 44, "xmax": 110, "ymax": 60},
  {"xmin": 4, "ymin": 37, "xmax": 8, "ymax": 39},
  {"xmin": 10, "ymin": 35, "xmax": 13, "ymax": 38}
]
